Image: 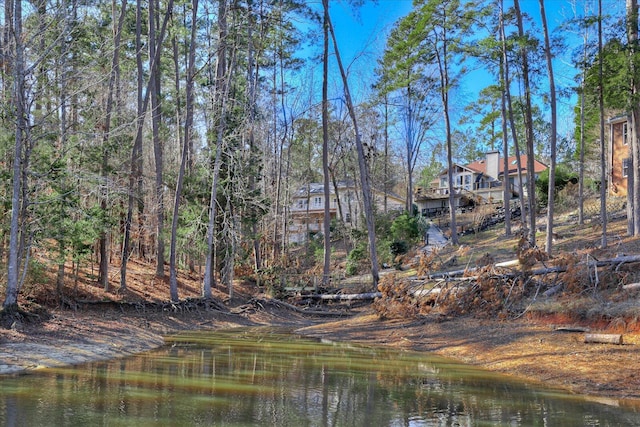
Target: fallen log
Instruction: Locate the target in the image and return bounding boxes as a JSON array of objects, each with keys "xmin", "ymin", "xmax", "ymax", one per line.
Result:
[
  {"xmin": 584, "ymin": 333, "xmax": 623, "ymax": 345},
  {"xmin": 622, "ymin": 282, "xmax": 640, "ymax": 291},
  {"xmin": 424, "ymin": 254, "xmax": 640, "ymax": 281},
  {"xmin": 242, "ymin": 298, "xmax": 352, "ymax": 317},
  {"xmin": 412, "ymin": 288, "xmax": 442, "ymax": 297},
  {"xmin": 555, "ymin": 326, "xmax": 589, "ymax": 333},
  {"xmin": 542, "ymin": 283, "xmax": 563, "ymax": 298},
  {"xmin": 312, "ymin": 292, "xmax": 382, "ymax": 301},
  {"xmin": 593, "ymin": 254, "xmax": 640, "ymax": 267},
  {"xmin": 426, "ymin": 268, "xmax": 471, "ymax": 279},
  {"xmin": 495, "ymin": 259, "xmax": 520, "ymax": 268}
]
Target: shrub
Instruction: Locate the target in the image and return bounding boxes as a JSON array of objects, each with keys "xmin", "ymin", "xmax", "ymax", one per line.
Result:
[
  {"xmin": 346, "ymin": 242, "xmax": 367, "ymax": 276},
  {"xmin": 536, "ymin": 165, "xmax": 578, "ymax": 205},
  {"xmin": 390, "ymin": 212, "xmax": 424, "ymax": 242},
  {"xmin": 390, "ymin": 240, "xmax": 409, "ymax": 256}
]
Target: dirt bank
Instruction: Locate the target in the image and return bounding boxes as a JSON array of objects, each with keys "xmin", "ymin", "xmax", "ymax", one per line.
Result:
[
  {"xmin": 300, "ymin": 311, "xmax": 640, "ymax": 405},
  {"xmin": 1, "ymin": 302, "xmax": 639, "ymax": 409}
]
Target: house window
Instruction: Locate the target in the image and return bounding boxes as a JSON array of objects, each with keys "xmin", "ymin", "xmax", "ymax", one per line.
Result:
[
  {"xmin": 440, "ymin": 177, "xmax": 447, "ymax": 188},
  {"xmin": 314, "ymin": 197, "xmax": 322, "ymax": 207},
  {"xmin": 623, "ymin": 158, "xmax": 630, "ymax": 177},
  {"xmin": 624, "ymin": 122, "xmax": 629, "ymax": 145},
  {"xmin": 464, "ymin": 174, "xmax": 471, "ymax": 189}
]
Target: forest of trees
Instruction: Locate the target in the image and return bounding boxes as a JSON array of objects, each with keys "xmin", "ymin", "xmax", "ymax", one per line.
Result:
[{"xmin": 1, "ymin": 0, "xmax": 639, "ymax": 310}]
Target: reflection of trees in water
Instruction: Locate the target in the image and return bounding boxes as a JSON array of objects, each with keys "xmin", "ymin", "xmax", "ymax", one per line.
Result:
[{"xmin": 0, "ymin": 331, "xmax": 638, "ymax": 426}]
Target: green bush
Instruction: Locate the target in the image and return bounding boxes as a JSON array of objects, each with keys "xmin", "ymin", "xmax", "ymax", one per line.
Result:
[
  {"xmin": 346, "ymin": 242, "xmax": 367, "ymax": 276},
  {"xmin": 390, "ymin": 212, "xmax": 425, "ymax": 243},
  {"xmin": 345, "ymin": 260, "xmax": 358, "ymax": 276},
  {"xmin": 390, "ymin": 240, "xmax": 409, "ymax": 256},
  {"xmin": 536, "ymin": 165, "xmax": 578, "ymax": 205}
]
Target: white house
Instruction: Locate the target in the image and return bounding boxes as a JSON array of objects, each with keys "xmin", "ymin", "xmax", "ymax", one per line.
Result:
[
  {"xmin": 415, "ymin": 151, "xmax": 547, "ymax": 217},
  {"xmin": 288, "ymin": 181, "xmax": 404, "ymax": 244}
]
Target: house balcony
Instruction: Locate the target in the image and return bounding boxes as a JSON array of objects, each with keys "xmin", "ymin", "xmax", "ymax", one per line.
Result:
[
  {"xmin": 290, "ymin": 202, "xmax": 340, "ymax": 214},
  {"xmin": 431, "ymin": 181, "xmax": 516, "ymax": 198}
]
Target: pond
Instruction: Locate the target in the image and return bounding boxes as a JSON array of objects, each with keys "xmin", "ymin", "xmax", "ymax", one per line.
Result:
[{"xmin": 0, "ymin": 328, "xmax": 639, "ymax": 426}]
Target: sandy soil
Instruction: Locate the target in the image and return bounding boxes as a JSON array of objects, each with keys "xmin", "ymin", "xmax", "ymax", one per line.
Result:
[{"xmin": 1, "ymin": 301, "xmax": 639, "ymax": 409}]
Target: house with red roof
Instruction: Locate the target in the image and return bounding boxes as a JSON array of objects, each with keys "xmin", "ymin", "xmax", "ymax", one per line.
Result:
[{"xmin": 415, "ymin": 151, "xmax": 547, "ymax": 217}]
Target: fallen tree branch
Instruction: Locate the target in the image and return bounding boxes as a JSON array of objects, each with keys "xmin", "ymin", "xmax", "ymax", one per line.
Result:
[
  {"xmin": 311, "ymin": 292, "xmax": 382, "ymax": 301},
  {"xmin": 245, "ymin": 297, "xmax": 355, "ymax": 317},
  {"xmin": 592, "ymin": 254, "xmax": 640, "ymax": 266},
  {"xmin": 421, "ymin": 254, "xmax": 640, "ymax": 281}
]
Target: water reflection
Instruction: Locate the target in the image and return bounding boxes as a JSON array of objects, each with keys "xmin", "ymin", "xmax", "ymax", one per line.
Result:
[{"xmin": 0, "ymin": 327, "xmax": 638, "ymax": 426}]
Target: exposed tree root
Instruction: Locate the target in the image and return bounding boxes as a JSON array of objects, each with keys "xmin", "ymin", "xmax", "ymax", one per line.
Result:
[{"xmin": 0, "ymin": 304, "xmax": 48, "ymax": 329}]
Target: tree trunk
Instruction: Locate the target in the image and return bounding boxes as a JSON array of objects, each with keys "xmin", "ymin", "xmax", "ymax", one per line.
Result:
[
  {"xmin": 383, "ymin": 96, "xmax": 390, "ymax": 213},
  {"xmin": 169, "ymin": 0, "xmax": 198, "ymax": 302},
  {"xmin": 99, "ymin": 0, "xmax": 127, "ymax": 291},
  {"xmin": 406, "ymin": 81, "xmax": 415, "ymax": 215},
  {"xmin": 325, "ymin": 2, "xmax": 379, "ymax": 288},
  {"xmin": 500, "ymin": 0, "xmax": 527, "ymax": 232},
  {"xmin": 599, "ymin": 0, "xmax": 608, "ymax": 247},
  {"xmin": 4, "ymin": 0, "xmax": 24, "ymax": 310},
  {"xmin": 433, "ymin": 24, "xmax": 458, "ymax": 245},
  {"xmin": 540, "ymin": 0, "xmax": 557, "ymax": 256},
  {"xmin": 321, "ymin": 1, "xmax": 331, "ymax": 286},
  {"xmin": 578, "ymin": 22, "xmax": 589, "ymax": 226},
  {"xmin": 513, "ymin": 0, "xmax": 537, "ymax": 248},
  {"xmin": 203, "ymin": 0, "xmax": 231, "ymax": 298},
  {"xmin": 149, "ymin": 0, "xmax": 165, "ymax": 278},
  {"xmin": 121, "ymin": 0, "xmax": 144, "ymax": 291},
  {"xmin": 246, "ymin": 0, "xmax": 262, "ymax": 273},
  {"xmin": 627, "ymin": 0, "xmax": 640, "ymax": 236},
  {"xmin": 499, "ymin": 2, "xmax": 511, "ymax": 237},
  {"xmin": 121, "ymin": 0, "xmax": 173, "ymax": 290}
]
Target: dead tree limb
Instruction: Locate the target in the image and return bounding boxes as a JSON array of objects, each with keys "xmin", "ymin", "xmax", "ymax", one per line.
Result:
[
  {"xmin": 311, "ymin": 292, "xmax": 382, "ymax": 301},
  {"xmin": 422, "ymin": 254, "xmax": 640, "ymax": 281}
]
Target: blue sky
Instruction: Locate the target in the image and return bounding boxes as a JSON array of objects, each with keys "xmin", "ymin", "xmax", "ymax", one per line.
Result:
[
  {"xmin": 301, "ymin": 0, "xmax": 627, "ymax": 164},
  {"xmin": 322, "ymin": 1, "xmax": 571, "ymax": 107},
  {"xmin": 328, "ymin": 0, "xmax": 413, "ymax": 69},
  {"xmin": 324, "ymin": 1, "xmax": 601, "ymax": 133},
  {"xmin": 302, "ymin": 0, "xmax": 413, "ymax": 102}
]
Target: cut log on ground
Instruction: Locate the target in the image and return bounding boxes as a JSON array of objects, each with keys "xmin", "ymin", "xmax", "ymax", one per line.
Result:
[
  {"xmin": 313, "ymin": 292, "xmax": 382, "ymax": 301},
  {"xmin": 622, "ymin": 282, "xmax": 640, "ymax": 291},
  {"xmin": 584, "ymin": 333, "xmax": 624, "ymax": 345},
  {"xmin": 495, "ymin": 259, "xmax": 520, "ymax": 268}
]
